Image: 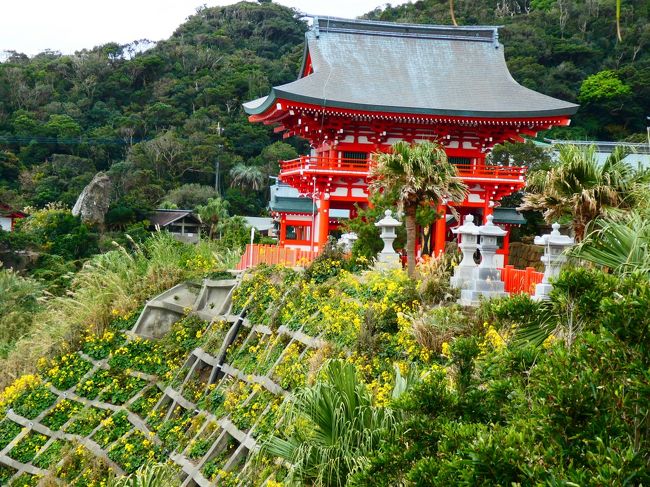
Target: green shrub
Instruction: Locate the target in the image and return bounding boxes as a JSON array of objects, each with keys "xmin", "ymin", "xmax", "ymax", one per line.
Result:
[
  {"xmin": 304, "ymin": 239, "xmax": 371, "ymax": 284},
  {"xmin": 549, "ymin": 266, "xmax": 619, "ymax": 325},
  {"xmin": 598, "ymin": 273, "xmax": 650, "ymax": 351},
  {"xmin": 304, "ymin": 240, "xmax": 347, "ymax": 284},
  {"xmin": 355, "ymin": 326, "xmax": 650, "ymax": 486},
  {"xmin": 16, "ymin": 206, "xmax": 99, "ymax": 260}
]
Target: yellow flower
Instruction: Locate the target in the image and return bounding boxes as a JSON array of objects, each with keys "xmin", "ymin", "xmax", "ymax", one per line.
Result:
[{"xmin": 542, "ymin": 334, "xmax": 556, "ymax": 349}]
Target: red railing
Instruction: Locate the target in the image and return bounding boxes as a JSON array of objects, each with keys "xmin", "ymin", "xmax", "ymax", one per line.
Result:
[
  {"xmin": 281, "ymin": 156, "xmax": 370, "ymax": 174},
  {"xmin": 280, "ymin": 156, "xmax": 526, "ymax": 180},
  {"xmin": 455, "ymin": 164, "xmax": 526, "ymax": 180},
  {"xmin": 500, "ymin": 265, "xmax": 544, "ymax": 294},
  {"xmin": 236, "ymin": 244, "xmax": 319, "ymax": 270}
]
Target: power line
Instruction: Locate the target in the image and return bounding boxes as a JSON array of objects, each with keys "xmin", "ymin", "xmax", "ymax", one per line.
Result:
[{"xmin": 0, "ymin": 135, "xmax": 152, "ymax": 146}]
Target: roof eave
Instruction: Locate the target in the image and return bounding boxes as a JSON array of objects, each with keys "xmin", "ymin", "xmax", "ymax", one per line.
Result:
[{"xmin": 244, "ymin": 89, "xmax": 579, "ymax": 119}]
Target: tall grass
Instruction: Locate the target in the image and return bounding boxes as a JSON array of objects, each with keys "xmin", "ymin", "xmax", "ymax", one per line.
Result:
[
  {"xmin": 0, "ymin": 233, "xmax": 239, "ymax": 388},
  {"xmin": 0, "ymin": 269, "xmax": 44, "ymax": 359}
]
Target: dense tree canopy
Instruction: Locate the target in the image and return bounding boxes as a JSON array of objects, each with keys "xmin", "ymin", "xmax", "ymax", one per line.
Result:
[
  {"xmin": 0, "ymin": 1, "xmax": 307, "ymax": 215},
  {"xmin": 0, "ymin": 0, "xmax": 648, "ymax": 216}
]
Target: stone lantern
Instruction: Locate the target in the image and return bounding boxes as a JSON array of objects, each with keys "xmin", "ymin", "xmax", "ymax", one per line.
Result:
[
  {"xmin": 374, "ymin": 209, "xmax": 402, "ymax": 269},
  {"xmin": 338, "ymin": 232, "xmax": 358, "ymax": 253},
  {"xmin": 460, "ymin": 214, "xmax": 508, "ymax": 306},
  {"xmin": 533, "ymin": 222, "xmax": 574, "ymax": 301},
  {"xmin": 450, "ymin": 214, "xmax": 479, "ymax": 289}
]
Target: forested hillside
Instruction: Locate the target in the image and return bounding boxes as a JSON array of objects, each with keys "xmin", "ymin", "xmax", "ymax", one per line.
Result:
[
  {"xmin": 0, "ymin": 2, "xmax": 306, "ymax": 216},
  {"xmin": 365, "ymin": 0, "xmax": 650, "ymax": 141},
  {"xmin": 0, "ymin": 0, "xmax": 648, "ymax": 216}
]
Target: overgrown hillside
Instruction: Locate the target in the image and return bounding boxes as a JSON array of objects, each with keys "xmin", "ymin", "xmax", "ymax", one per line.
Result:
[
  {"xmin": 1, "ymin": 0, "xmax": 649, "ymax": 217},
  {"xmin": 0, "ymin": 247, "xmax": 648, "ymax": 486}
]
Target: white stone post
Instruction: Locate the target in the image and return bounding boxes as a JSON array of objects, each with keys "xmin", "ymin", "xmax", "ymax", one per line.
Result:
[
  {"xmin": 533, "ymin": 222, "xmax": 574, "ymax": 301},
  {"xmin": 460, "ymin": 214, "xmax": 508, "ymax": 306},
  {"xmin": 374, "ymin": 210, "xmax": 402, "ymax": 269},
  {"xmin": 450, "ymin": 214, "xmax": 479, "ymax": 289}
]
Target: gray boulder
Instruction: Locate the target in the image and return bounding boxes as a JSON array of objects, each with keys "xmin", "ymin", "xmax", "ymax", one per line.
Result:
[{"xmin": 72, "ymin": 172, "xmax": 112, "ymax": 226}]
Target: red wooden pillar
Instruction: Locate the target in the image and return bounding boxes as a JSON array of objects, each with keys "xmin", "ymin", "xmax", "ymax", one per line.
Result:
[
  {"xmin": 317, "ymin": 194, "xmax": 330, "ymax": 249},
  {"xmin": 501, "ymin": 228, "xmax": 510, "ymax": 266},
  {"xmin": 483, "ymin": 200, "xmax": 494, "ymax": 223},
  {"xmin": 434, "ymin": 203, "xmax": 446, "ymax": 257},
  {"xmin": 279, "ymin": 214, "xmax": 287, "ymax": 247}
]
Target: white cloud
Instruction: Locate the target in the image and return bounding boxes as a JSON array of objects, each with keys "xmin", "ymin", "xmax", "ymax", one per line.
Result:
[{"xmin": 0, "ymin": 0, "xmax": 405, "ymax": 56}]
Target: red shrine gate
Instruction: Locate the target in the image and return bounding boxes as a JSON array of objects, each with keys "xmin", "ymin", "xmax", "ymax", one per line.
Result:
[{"xmin": 244, "ymin": 18, "xmax": 577, "ymax": 258}]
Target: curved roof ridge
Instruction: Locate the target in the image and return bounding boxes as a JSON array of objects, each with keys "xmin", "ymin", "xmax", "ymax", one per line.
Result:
[{"xmin": 312, "ymin": 16, "xmax": 499, "ymax": 44}]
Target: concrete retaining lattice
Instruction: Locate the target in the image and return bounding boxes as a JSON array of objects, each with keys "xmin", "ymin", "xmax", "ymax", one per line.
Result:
[{"xmin": 0, "ymin": 273, "xmax": 328, "ymax": 486}]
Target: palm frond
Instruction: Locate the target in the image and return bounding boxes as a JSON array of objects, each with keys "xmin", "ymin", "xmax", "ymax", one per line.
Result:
[
  {"xmin": 108, "ymin": 463, "xmax": 180, "ymax": 487},
  {"xmin": 519, "ymin": 144, "xmax": 645, "ymax": 240},
  {"xmin": 263, "ymin": 360, "xmax": 400, "ymax": 487},
  {"xmin": 572, "ymin": 211, "xmax": 650, "ymax": 276}
]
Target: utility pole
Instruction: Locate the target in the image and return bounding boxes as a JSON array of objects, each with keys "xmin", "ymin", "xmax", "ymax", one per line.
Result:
[{"xmin": 215, "ymin": 122, "xmax": 223, "ymax": 196}]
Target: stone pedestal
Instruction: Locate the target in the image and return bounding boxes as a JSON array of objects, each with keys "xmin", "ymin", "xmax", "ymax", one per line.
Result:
[
  {"xmin": 450, "ymin": 214, "xmax": 479, "ymax": 289},
  {"xmin": 460, "ymin": 215, "xmax": 508, "ymax": 306},
  {"xmin": 533, "ymin": 222, "xmax": 574, "ymax": 301},
  {"xmin": 374, "ymin": 210, "xmax": 402, "ymax": 270}
]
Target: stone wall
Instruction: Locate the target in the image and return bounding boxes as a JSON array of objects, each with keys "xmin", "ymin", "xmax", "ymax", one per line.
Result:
[
  {"xmin": 508, "ymin": 242, "xmax": 544, "ymax": 271},
  {"xmin": 0, "ymin": 250, "xmax": 40, "ymax": 271}
]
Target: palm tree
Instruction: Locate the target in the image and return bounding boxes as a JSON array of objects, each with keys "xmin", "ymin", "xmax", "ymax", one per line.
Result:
[
  {"xmin": 616, "ymin": 0, "xmax": 622, "ymax": 41},
  {"xmin": 197, "ymin": 197, "xmax": 229, "ymax": 239},
  {"xmin": 229, "ymin": 163, "xmax": 266, "ymax": 191},
  {"xmin": 108, "ymin": 463, "xmax": 180, "ymax": 487},
  {"xmin": 572, "ymin": 210, "xmax": 650, "ymax": 276},
  {"xmin": 370, "ymin": 141, "xmax": 468, "ymax": 277},
  {"xmin": 263, "ymin": 360, "xmax": 400, "ymax": 487},
  {"xmin": 518, "ymin": 145, "xmax": 646, "ymax": 241},
  {"xmin": 449, "ymin": 0, "xmax": 458, "ymax": 26}
]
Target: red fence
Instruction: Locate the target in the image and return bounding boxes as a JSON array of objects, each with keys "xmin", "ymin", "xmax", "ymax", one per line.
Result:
[
  {"xmin": 236, "ymin": 244, "xmax": 319, "ymax": 270},
  {"xmin": 236, "ymin": 246, "xmax": 544, "ymax": 296},
  {"xmin": 500, "ymin": 265, "xmax": 544, "ymax": 294}
]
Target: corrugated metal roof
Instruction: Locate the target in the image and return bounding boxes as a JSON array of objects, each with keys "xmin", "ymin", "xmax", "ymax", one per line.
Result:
[
  {"xmin": 243, "ymin": 217, "xmax": 275, "ymax": 232},
  {"xmin": 244, "ymin": 17, "xmax": 577, "ymax": 118}
]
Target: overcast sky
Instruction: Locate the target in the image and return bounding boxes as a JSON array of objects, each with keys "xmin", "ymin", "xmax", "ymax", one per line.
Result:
[{"xmin": 0, "ymin": 0, "xmax": 405, "ymax": 56}]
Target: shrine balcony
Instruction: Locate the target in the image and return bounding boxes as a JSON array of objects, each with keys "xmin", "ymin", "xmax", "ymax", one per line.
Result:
[
  {"xmin": 279, "ymin": 156, "xmax": 527, "ymax": 184},
  {"xmin": 280, "ymin": 156, "xmax": 371, "ymax": 178}
]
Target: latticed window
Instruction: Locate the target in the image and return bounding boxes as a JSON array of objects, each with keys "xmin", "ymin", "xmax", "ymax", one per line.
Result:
[
  {"xmin": 342, "ymin": 151, "xmax": 368, "ymax": 161},
  {"xmin": 448, "ymin": 157, "xmax": 472, "ymax": 166}
]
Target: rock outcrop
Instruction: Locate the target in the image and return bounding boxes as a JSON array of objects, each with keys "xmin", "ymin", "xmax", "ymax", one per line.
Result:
[{"xmin": 72, "ymin": 172, "xmax": 111, "ymax": 226}]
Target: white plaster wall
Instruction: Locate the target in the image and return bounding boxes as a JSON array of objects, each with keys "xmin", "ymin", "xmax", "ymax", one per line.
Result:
[{"xmin": 0, "ymin": 217, "xmax": 12, "ymax": 232}]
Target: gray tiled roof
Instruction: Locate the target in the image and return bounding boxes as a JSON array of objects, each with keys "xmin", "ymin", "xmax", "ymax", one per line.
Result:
[
  {"xmin": 446, "ymin": 208, "xmax": 526, "ymax": 225},
  {"xmin": 269, "ymin": 184, "xmax": 350, "ymax": 218},
  {"xmin": 149, "ymin": 209, "xmax": 201, "ymax": 227},
  {"xmin": 244, "ymin": 17, "xmax": 577, "ymax": 118}
]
